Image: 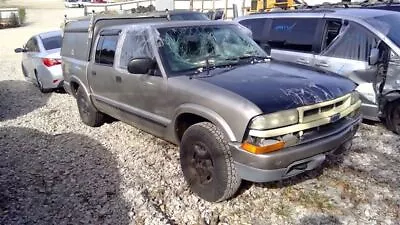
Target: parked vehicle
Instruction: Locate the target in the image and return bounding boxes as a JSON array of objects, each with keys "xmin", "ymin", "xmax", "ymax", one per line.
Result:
[
  {"xmin": 15, "ymin": 30, "xmax": 63, "ymax": 93},
  {"xmin": 64, "ymin": 0, "xmax": 81, "ymax": 8},
  {"xmin": 62, "ymin": 17, "xmax": 361, "ymax": 202},
  {"xmin": 236, "ymin": 9, "xmax": 400, "ymax": 134}
]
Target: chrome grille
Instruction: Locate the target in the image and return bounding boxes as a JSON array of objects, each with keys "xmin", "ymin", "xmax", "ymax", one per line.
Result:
[{"xmin": 298, "ymin": 94, "xmax": 351, "ymax": 124}]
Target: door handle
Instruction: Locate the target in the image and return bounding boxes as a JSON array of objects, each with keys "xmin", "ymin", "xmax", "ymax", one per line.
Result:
[
  {"xmin": 316, "ymin": 61, "xmax": 329, "ymax": 67},
  {"xmin": 115, "ymin": 76, "xmax": 122, "ymax": 83},
  {"xmin": 91, "ymin": 71, "xmax": 96, "ymax": 76},
  {"xmin": 296, "ymin": 58, "xmax": 310, "ymax": 64}
]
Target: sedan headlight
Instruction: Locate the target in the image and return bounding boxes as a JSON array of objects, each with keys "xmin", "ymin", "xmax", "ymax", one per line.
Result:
[
  {"xmin": 250, "ymin": 109, "xmax": 299, "ymax": 130},
  {"xmin": 351, "ymin": 91, "xmax": 360, "ymax": 105}
]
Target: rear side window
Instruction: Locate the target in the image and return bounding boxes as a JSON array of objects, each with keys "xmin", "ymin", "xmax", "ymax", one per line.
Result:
[
  {"xmin": 268, "ymin": 18, "xmax": 318, "ymax": 52},
  {"xmin": 41, "ymin": 35, "xmax": 62, "ymax": 50},
  {"xmin": 61, "ymin": 32, "xmax": 89, "ymax": 61},
  {"xmin": 239, "ymin": 18, "xmax": 271, "ymax": 44},
  {"xmin": 95, "ymin": 35, "xmax": 119, "ymax": 66}
]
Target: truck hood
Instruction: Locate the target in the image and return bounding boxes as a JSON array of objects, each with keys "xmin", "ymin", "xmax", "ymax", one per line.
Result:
[{"xmin": 196, "ymin": 61, "xmax": 356, "ymax": 114}]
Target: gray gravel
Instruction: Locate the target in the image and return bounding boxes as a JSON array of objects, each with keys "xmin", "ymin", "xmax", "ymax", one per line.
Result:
[{"xmin": 0, "ymin": 1, "xmax": 399, "ymax": 224}]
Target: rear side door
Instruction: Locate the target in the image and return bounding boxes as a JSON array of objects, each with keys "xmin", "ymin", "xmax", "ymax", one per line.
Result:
[
  {"xmin": 315, "ymin": 20, "xmax": 380, "ymax": 105},
  {"xmin": 267, "ymin": 17, "xmax": 322, "ymax": 67},
  {"xmin": 87, "ymin": 30, "xmax": 121, "ymax": 113}
]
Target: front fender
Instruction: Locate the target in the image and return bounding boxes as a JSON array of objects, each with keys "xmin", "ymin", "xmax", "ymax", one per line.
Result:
[{"xmin": 173, "ymin": 103, "xmax": 237, "ymax": 142}]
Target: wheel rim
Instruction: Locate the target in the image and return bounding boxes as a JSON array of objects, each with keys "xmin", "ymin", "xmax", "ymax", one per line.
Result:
[{"xmin": 189, "ymin": 142, "xmax": 214, "ymax": 185}]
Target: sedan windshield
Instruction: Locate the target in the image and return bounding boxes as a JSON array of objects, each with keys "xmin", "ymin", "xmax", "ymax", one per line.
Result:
[
  {"xmin": 41, "ymin": 35, "xmax": 62, "ymax": 50},
  {"xmin": 157, "ymin": 25, "xmax": 267, "ymax": 76},
  {"xmin": 366, "ymin": 13, "xmax": 400, "ymax": 47}
]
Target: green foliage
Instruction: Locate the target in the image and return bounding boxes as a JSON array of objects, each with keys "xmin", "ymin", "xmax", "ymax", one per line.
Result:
[{"xmin": 18, "ymin": 7, "xmax": 25, "ymax": 24}]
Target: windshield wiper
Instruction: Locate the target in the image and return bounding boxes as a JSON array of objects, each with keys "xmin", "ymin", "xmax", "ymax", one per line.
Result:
[{"xmin": 226, "ymin": 55, "xmax": 270, "ymax": 65}]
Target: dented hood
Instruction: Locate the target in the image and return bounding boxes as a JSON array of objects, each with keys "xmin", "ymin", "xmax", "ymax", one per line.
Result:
[{"xmin": 197, "ymin": 61, "xmax": 357, "ymax": 114}]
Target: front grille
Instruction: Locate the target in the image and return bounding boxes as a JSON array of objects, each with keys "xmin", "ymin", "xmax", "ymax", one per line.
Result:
[{"xmin": 299, "ymin": 94, "xmax": 351, "ymax": 124}]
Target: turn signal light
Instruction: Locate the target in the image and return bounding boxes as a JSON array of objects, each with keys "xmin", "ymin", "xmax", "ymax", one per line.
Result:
[{"xmin": 241, "ymin": 141, "xmax": 285, "ymax": 154}]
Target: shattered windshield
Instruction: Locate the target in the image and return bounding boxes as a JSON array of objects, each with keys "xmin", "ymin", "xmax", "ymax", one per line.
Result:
[
  {"xmin": 157, "ymin": 25, "xmax": 267, "ymax": 76},
  {"xmin": 366, "ymin": 14, "xmax": 400, "ymax": 47}
]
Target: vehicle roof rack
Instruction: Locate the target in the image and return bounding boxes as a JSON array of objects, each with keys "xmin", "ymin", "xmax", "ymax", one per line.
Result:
[{"xmin": 250, "ymin": 8, "xmax": 335, "ymax": 15}]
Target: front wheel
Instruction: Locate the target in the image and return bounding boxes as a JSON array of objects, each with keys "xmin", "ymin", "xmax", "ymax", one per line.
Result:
[
  {"xmin": 76, "ymin": 86, "xmax": 105, "ymax": 127},
  {"xmin": 386, "ymin": 100, "xmax": 400, "ymax": 134},
  {"xmin": 180, "ymin": 122, "xmax": 241, "ymax": 202}
]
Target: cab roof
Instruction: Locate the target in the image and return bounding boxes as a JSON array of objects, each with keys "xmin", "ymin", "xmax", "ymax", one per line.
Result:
[{"xmin": 238, "ymin": 8, "xmax": 398, "ymax": 20}]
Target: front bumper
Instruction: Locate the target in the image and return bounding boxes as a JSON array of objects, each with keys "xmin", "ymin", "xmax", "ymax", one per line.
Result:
[{"xmin": 231, "ymin": 115, "xmax": 361, "ymax": 182}]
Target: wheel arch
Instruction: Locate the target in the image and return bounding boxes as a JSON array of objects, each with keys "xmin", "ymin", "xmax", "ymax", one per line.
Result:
[
  {"xmin": 173, "ymin": 104, "xmax": 237, "ymax": 143},
  {"xmin": 69, "ymin": 75, "xmax": 91, "ymax": 98}
]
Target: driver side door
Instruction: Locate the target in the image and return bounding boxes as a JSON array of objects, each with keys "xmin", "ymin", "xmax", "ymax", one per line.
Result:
[{"xmin": 114, "ymin": 28, "xmax": 169, "ymax": 136}]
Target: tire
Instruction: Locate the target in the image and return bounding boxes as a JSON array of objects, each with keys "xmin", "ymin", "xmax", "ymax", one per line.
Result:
[
  {"xmin": 34, "ymin": 72, "xmax": 51, "ymax": 93},
  {"xmin": 76, "ymin": 86, "xmax": 105, "ymax": 127},
  {"xmin": 180, "ymin": 122, "xmax": 241, "ymax": 202},
  {"xmin": 386, "ymin": 100, "xmax": 400, "ymax": 134}
]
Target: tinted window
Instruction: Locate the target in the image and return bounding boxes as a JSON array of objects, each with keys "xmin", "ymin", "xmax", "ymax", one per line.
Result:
[
  {"xmin": 268, "ymin": 18, "xmax": 318, "ymax": 52},
  {"xmin": 239, "ymin": 18, "xmax": 271, "ymax": 44},
  {"xmin": 61, "ymin": 32, "xmax": 89, "ymax": 61},
  {"xmin": 170, "ymin": 13, "xmax": 209, "ymax": 21},
  {"xmin": 41, "ymin": 35, "xmax": 62, "ymax": 50},
  {"xmin": 95, "ymin": 35, "xmax": 119, "ymax": 65}
]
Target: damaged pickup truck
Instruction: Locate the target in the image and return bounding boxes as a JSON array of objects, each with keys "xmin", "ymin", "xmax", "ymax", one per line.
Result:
[{"xmin": 61, "ymin": 19, "xmax": 362, "ymax": 202}]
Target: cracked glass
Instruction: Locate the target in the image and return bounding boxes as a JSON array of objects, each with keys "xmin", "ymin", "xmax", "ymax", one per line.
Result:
[{"xmin": 156, "ymin": 24, "xmax": 267, "ymax": 76}]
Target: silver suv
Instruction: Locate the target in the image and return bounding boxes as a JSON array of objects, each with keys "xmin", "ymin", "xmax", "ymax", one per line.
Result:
[
  {"xmin": 236, "ymin": 9, "xmax": 400, "ymax": 134},
  {"xmin": 61, "ymin": 16, "xmax": 361, "ymax": 201}
]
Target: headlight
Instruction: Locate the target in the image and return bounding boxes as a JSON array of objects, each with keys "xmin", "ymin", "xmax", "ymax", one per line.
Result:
[
  {"xmin": 351, "ymin": 91, "xmax": 360, "ymax": 105},
  {"xmin": 250, "ymin": 109, "xmax": 299, "ymax": 130}
]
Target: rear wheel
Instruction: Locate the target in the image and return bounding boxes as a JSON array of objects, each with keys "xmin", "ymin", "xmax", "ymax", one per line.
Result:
[
  {"xmin": 76, "ymin": 86, "xmax": 105, "ymax": 127},
  {"xmin": 180, "ymin": 122, "xmax": 241, "ymax": 202},
  {"xmin": 34, "ymin": 72, "xmax": 50, "ymax": 93},
  {"xmin": 386, "ymin": 100, "xmax": 400, "ymax": 134}
]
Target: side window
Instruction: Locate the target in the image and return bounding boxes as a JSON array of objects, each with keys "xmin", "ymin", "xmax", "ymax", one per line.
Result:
[
  {"xmin": 268, "ymin": 18, "xmax": 318, "ymax": 53},
  {"xmin": 322, "ymin": 22, "xmax": 379, "ymax": 62},
  {"xmin": 239, "ymin": 18, "xmax": 271, "ymax": 44},
  {"xmin": 118, "ymin": 30, "xmax": 153, "ymax": 70},
  {"xmin": 25, "ymin": 38, "xmax": 39, "ymax": 52},
  {"xmin": 322, "ymin": 20, "xmax": 342, "ymax": 50},
  {"xmin": 95, "ymin": 35, "xmax": 119, "ymax": 66}
]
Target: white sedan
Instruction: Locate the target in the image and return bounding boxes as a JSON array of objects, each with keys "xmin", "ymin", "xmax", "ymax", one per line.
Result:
[{"xmin": 15, "ymin": 30, "xmax": 63, "ymax": 93}]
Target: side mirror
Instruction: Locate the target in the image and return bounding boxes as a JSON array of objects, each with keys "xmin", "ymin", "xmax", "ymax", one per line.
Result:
[
  {"xmin": 14, "ymin": 48, "xmax": 25, "ymax": 53},
  {"xmin": 127, "ymin": 58, "xmax": 156, "ymax": 74},
  {"xmin": 369, "ymin": 48, "xmax": 379, "ymax": 65}
]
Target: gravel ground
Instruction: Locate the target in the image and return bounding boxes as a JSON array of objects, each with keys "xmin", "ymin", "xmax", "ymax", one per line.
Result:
[{"xmin": 0, "ymin": 1, "xmax": 399, "ymax": 224}]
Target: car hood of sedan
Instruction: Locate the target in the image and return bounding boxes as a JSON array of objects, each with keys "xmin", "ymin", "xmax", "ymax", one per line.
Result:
[{"xmin": 196, "ymin": 61, "xmax": 356, "ymax": 114}]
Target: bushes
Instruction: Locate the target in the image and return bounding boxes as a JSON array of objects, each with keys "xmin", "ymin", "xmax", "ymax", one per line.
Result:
[{"xmin": 18, "ymin": 8, "xmax": 25, "ymax": 24}]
